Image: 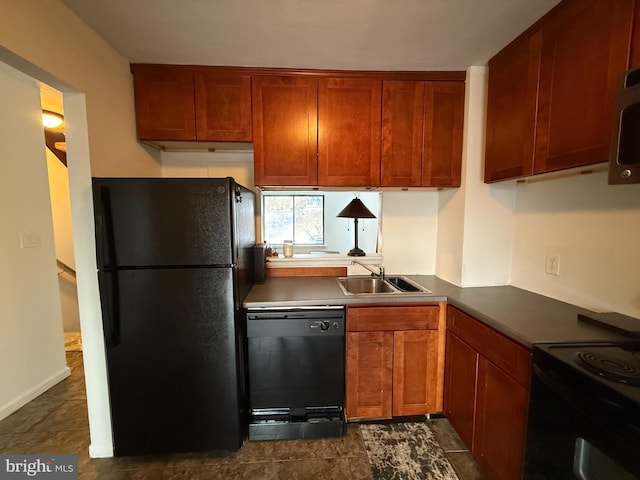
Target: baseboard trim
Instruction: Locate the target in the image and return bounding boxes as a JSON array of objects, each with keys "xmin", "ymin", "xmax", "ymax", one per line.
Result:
[
  {"xmin": 0, "ymin": 366, "xmax": 71, "ymax": 421},
  {"xmin": 89, "ymin": 444, "xmax": 113, "ymax": 458}
]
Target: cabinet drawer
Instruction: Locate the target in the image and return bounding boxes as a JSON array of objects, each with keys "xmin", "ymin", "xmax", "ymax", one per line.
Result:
[
  {"xmin": 347, "ymin": 305, "xmax": 439, "ymax": 332},
  {"xmin": 447, "ymin": 306, "xmax": 530, "ymax": 388}
]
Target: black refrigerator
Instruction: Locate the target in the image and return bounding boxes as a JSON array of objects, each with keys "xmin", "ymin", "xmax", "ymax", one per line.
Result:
[{"xmin": 92, "ymin": 177, "xmax": 255, "ymax": 456}]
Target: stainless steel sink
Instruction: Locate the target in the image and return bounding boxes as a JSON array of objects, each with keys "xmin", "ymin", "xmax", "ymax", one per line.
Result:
[
  {"xmin": 337, "ymin": 277, "xmax": 397, "ymax": 294},
  {"xmin": 337, "ymin": 276, "xmax": 431, "ymax": 295},
  {"xmin": 385, "ymin": 276, "xmax": 431, "ymax": 293}
]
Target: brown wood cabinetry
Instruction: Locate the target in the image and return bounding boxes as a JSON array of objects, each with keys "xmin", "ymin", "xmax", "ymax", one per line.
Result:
[
  {"xmin": 131, "ymin": 64, "xmax": 252, "ymax": 143},
  {"xmin": 132, "ymin": 65, "xmax": 196, "ymax": 141},
  {"xmin": 484, "ymin": 31, "xmax": 541, "ymax": 183},
  {"xmin": 252, "ymin": 76, "xmax": 383, "ymax": 187},
  {"xmin": 193, "ymin": 72, "xmax": 251, "ymax": 141},
  {"xmin": 484, "ymin": 0, "xmax": 635, "ymax": 182},
  {"xmin": 474, "ymin": 357, "xmax": 529, "ymax": 480},
  {"xmin": 444, "ymin": 306, "xmax": 531, "ymax": 480},
  {"xmin": 382, "ymin": 81, "xmax": 464, "ymax": 187},
  {"xmin": 443, "ymin": 333, "xmax": 477, "ymax": 448},
  {"xmin": 534, "ymin": 0, "xmax": 634, "ymax": 174},
  {"xmin": 251, "ymin": 75, "xmax": 318, "ymax": 186},
  {"xmin": 346, "ymin": 304, "xmax": 445, "ymax": 420},
  {"xmin": 131, "ymin": 64, "xmax": 465, "ymax": 188},
  {"xmin": 631, "ymin": 2, "xmax": 640, "ymax": 67},
  {"xmin": 346, "ymin": 331, "xmax": 394, "ymax": 418},
  {"xmin": 317, "ymin": 78, "xmax": 382, "ymax": 187}
]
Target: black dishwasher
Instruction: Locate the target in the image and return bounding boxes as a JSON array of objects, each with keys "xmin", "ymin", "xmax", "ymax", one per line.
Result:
[{"xmin": 246, "ymin": 306, "xmax": 346, "ymax": 440}]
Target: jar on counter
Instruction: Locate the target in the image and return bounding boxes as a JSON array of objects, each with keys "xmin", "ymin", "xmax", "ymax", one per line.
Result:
[{"xmin": 283, "ymin": 240, "xmax": 294, "ymax": 258}]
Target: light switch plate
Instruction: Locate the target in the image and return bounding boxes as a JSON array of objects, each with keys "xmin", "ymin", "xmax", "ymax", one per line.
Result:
[{"xmin": 20, "ymin": 231, "xmax": 42, "ymax": 248}]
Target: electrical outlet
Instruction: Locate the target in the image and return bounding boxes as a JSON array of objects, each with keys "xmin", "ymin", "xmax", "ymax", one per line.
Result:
[{"xmin": 545, "ymin": 254, "xmax": 560, "ymax": 276}]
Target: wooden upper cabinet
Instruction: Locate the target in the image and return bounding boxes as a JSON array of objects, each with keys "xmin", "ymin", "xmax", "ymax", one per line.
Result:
[
  {"xmin": 422, "ymin": 82, "xmax": 465, "ymax": 187},
  {"xmin": 318, "ymin": 77, "xmax": 382, "ymax": 187},
  {"xmin": 484, "ymin": 31, "xmax": 542, "ymax": 183},
  {"xmin": 132, "ymin": 65, "xmax": 252, "ymax": 143},
  {"xmin": 534, "ymin": 0, "xmax": 634, "ymax": 174},
  {"xmin": 381, "ymin": 81, "xmax": 425, "ymax": 186},
  {"xmin": 382, "ymin": 80, "xmax": 464, "ymax": 187},
  {"xmin": 252, "ymin": 75, "xmax": 318, "ymax": 186},
  {"xmin": 132, "ymin": 65, "xmax": 196, "ymax": 141},
  {"xmin": 194, "ymin": 72, "xmax": 251, "ymax": 141}
]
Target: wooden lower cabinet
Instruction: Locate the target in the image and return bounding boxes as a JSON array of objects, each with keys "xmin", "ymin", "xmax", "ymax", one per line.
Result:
[
  {"xmin": 392, "ymin": 329, "xmax": 440, "ymax": 416},
  {"xmin": 443, "ymin": 333, "xmax": 477, "ymax": 448},
  {"xmin": 346, "ymin": 331, "xmax": 393, "ymax": 418},
  {"xmin": 474, "ymin": 357, "xmax": 529, "ymax": 480},
  {"xmin": 345, "ymin": 304, "xmax": 445, "ymax": 420},
  {"xmin": 444, "ymin": 306, "xmax": 531, "ymax": 480}
]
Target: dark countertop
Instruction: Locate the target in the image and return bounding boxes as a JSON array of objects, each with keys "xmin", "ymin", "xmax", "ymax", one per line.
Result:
[{"xmin": 244, "ymin": 275, "xmax": 628, "ymax": 348}]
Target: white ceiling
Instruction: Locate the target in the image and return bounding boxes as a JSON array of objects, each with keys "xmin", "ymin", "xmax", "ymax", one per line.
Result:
[{"xmin": 60, "ymin": 0, "xmax": 560, "ymax": 71}]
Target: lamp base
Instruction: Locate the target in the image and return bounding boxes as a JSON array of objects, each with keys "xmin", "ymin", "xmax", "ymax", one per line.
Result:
[{"xmin": 347, "ymin": 248, "xmax": 366, "ymax": 257}]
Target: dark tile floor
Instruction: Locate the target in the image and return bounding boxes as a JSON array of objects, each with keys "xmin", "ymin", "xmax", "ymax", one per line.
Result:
[{"xmin": 0, "ymin": 352, "xmax": 487, "ymax": 479}]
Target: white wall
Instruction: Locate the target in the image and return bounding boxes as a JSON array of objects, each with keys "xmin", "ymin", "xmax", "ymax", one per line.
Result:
[
  {"xmin": 161, "ymin": 151, "xmax": 255, "ymax": 187},
  {"xmin": 0, "ymin": 0, "xmax": 160, "ymax": 177},
  {"xmin": 0, "ymin": 62, "xmax": 69, "ymax": 421},
  {"xmin": 512, "ymin": 171, "xmax": 640, "ymax": 318},
  {"xmin": 382, "ymin": 191, "xmax": 439, "ymax": 275},
  {"xmin": 436, "ymin": 66, "xmax": 515, "ymax": 286},
  {"xmin": 46, "ymin": 149, "xmax": 81, "ymax": 332},
  {"xmin": 459, "ymin": 66, "xmax": 515, "ymax": 286}
]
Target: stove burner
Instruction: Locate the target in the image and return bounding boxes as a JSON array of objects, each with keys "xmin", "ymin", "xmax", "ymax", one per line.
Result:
[{"xmin": 575, "ymin": 351, "xmax": 640, "ymax": 386}]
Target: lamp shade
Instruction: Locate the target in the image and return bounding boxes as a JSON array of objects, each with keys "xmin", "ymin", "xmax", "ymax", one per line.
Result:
[
  {"xmin": 42, "ymin": 110, "xmax": 64, "ymax": 129},
  {"xmin": 336, "ymin": 198, "xmax": 376, "ymax": 219},
  {"xmin": 337, "ymin": 197, "xmax": 375, "ymax": 257}
]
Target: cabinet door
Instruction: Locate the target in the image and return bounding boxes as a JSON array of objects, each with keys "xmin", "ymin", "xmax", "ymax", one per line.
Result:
[
  {"xmin": 485, "ymin": 31, "xmax": 542, "ymax": 182},
  {"xmin": 392, "ymin": 330, "xmax": 439, "ymax": 416},
  {"xmin": 252, "ymin": 75, "xmax": 318, "ymax": 186},
  {"xmin": 381, "ymin": 81, "xmax": 425, "ymax": 187},
  {"xmin": 318, "ymin": 78, "xmax": 382, "ymax": 187},
  {"xmin": 443, "ymin": 332, "xmax": 478, "ymax": 449},
  {"xmin": 534, "ymin": 0, "xmax": 634, "ymax": 174},
  {"xmin": 422, "ymin": 81, "xmax": 465, "ymax": 187},
  {"xmin": 132, "ymin": 66, "xmax": 196, "ymax": 141},
  {"xmin": 474, "ymin": 357, "xmax": 529, "ymax": 480},
  {"xmin": 346, "ymin": 331, "xmax": 393, "ymax": 419},
  {"xmin": 630, "ymin": 2, "xmax": 640, "ymax": 68},
  {"xmin": 194, "ymin": 72, "xmax": 252, "ymax": 141}
]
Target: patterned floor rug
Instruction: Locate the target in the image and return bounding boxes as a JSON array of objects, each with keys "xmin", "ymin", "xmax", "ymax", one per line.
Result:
[{"xmin": 361, "ymin": 422, "xmax": 459, "ymax": 480}]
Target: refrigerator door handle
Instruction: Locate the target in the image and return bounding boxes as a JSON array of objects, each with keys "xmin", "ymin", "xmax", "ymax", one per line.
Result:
[
  {"xmin": 98, "ymin": 270, "xmax": 120, "ymax": 348},
  {"xmin": 95, "ymin": 186, "xmax": 117, "ymax": 269}
]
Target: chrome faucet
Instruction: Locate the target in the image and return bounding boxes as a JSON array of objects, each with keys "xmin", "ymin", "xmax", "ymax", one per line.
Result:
[{"xmin": 351, "ymin": 260, "xmax": 385, "ymax": 281}]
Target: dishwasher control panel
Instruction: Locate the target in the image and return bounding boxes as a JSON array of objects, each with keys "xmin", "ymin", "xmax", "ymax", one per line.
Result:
[
  {"xmin": 309, "ymin": 320, "xmax": 342, "ymax": 332},
  {"xmin": 246, "ymin": 307, "xmax": 345, "ymax": 337}
]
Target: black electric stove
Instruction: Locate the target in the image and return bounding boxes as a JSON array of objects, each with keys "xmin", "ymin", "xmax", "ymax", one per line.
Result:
[
  {"xmin": 526, "ymin": 334, "xmax": 640, "ymax": 479},
  {"xmin": 535, "ymin": 341, "xmax": 640, "ymax": 407}
]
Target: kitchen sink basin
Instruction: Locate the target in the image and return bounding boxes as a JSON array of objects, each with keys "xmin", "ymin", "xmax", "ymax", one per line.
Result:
[
  {"xmin": 385, "ymin": 276, "xmax": 430, "ymax": 293},
  {"xmin": 338, "ymin": 277, "xmax": 396, "ymax": 294},
  {"xmin": 337, "ymin": 276, "xmax": 431, "ymax": 295}
]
